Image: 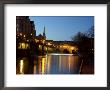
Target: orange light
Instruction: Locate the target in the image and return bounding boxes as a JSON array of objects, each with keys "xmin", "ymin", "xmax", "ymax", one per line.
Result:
[
  {"xmin": 71, "ymin": 47, "xmax": 74, "ymax": 50},
  {"xmin": 63, "ymin": 45, "xmax": 67, "ymax": 48},
  {"xmin": 48, "ymin": 43, "xmax": 51, "ymax": 46}
]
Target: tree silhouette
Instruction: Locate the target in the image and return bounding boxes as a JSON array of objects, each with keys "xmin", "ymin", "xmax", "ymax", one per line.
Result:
[
  {"xmin": 85, "ymin": 26, "xmax": 94, "ymax": 38},
  {"xmin": 71, "ymin": 26, "xmax": 94, "ymax": 64}
]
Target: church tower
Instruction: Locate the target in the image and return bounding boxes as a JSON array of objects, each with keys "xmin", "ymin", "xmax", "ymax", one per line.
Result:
[{"xmin": 43, "ymin": 26, "xmax": 46, "ymax": 38}]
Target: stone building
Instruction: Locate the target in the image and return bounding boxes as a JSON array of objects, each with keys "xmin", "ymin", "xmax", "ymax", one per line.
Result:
[{"xmin": 16, "ymin": 16, "xmax": 36, "ymax": 39}]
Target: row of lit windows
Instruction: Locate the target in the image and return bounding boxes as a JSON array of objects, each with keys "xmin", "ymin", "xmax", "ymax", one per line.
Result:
[{"xmin": 18, "ymin": 43, "xmax": 29, "ymax": 49}]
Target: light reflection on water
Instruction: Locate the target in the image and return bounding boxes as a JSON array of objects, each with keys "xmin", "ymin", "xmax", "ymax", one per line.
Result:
[
  {"xmin": 17, "ymin": 54, "xmax": 81, "ymax": 74},
  {"xmin": 20, "ymin": 60, "xmax": 24, "ymax": 74},
  {"xmin": 34, "ymin": 54, "xmax": 81, "ymax": 74}
]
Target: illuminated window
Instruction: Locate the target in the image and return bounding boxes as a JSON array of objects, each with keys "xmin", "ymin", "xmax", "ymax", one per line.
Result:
[
  {"xmin": 22, "ymin": 43, "xmax": 25, "ymax": 49},
  {"xmin": 25, "ymin": 44, "xmax": 28, "ymax": 49},
  {"xmin": 18, "ymin": 43, "xmax": 22, "ymax": 49},
  {"xmin": 18, "ymin": 43, "xmax": 29, "ymax": 49}
]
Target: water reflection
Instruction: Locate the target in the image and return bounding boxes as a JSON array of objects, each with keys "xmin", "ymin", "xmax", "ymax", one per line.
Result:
[
  {"xmin": 17, "ymin": 54, "xmax": 81, "ymax": 74},
  {"xmin": 16, "ymin": 57, "xmax": 30, "ymax": 74},
  {"xmin": 34, "ymin": 54, "xmax": 81, "ymax": 74},
  {"xmin": 20, "ymin": 60, "xmax": 24, "ymax": 74}
]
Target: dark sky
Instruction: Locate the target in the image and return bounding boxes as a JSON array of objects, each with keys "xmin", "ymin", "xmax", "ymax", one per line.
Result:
[{"xmin": 29, "ymin": 16, "xmax": 94, "ymax": 41}]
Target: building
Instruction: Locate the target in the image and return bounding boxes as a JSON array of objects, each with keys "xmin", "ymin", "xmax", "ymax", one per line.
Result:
[
  {"xmin": 35, "ymin": 27, "xmax": 46, "ymax": 44},
  {"xmin": 16, "ymin": 16, "xmax": 77, "ymax": 54},
  {"xmin": 16, "ymin": 16, "xmax": 36, "ymax": 39},
  {"xmin": 16, "ymin": 16, "xmax": 37, "ymax": 74},
  {"xmin": 34, "ymin": 26, "xmax": 78, "ymax": 54},
  {"xmin": 16, "ymin": 16, "xmax": 38, "ymax": 59},
  {"xmin": 16, "ymin": 16, "xmax": 36, "ymax": 50}
]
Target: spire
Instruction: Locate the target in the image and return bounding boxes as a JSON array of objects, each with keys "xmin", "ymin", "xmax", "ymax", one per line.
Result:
[{"xmin": 43, "ymin": 26, "xmax": 46, "ymax": 38}]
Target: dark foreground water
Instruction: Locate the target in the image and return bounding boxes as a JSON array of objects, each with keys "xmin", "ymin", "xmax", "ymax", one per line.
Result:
[{"xmin": 16, "ymin": 53, "xmax": 82, "ymax": 74}]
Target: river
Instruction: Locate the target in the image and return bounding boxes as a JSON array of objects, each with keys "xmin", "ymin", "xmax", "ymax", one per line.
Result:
[{"xmin": 16, "ymin": 53, "xmax": 82, "ymax": 74}]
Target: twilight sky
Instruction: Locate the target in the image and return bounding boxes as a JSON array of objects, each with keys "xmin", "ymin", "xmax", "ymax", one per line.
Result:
[{"xmin": 29, "ymin": 16, "xmax": 94, "ymax": 41}]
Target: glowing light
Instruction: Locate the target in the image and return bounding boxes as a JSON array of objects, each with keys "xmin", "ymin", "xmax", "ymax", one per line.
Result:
[
  {"xmin": 20, "ymin": 60, "xmax": 24, "ymax": 74},
  {"xmin": 39, "ymin": 45, "xmax": 42, "ymax": 50},
  {"xmin": 63, "ymin": 45, "xmax": 67, "ymax": 48},
  {"xmin": 22, "ymin": 43, "xmax": 25, "ymax": 49},
  {"xmin": 48, "ymin": 43, "xmax": 51, "ymax": 46},
  {"xmin": 60, "ymin": 45, "xmax": 62, "ymax": 48},
  {"xmin": 71, "ymin": 47, "xmax": 74, "ymax": 50},
  {"xmin": 42, "ymin": 58, "xmax": 46, "ymax": 74},
  {"xmin": 20, "ymin": 33, "xmax": 22, "ymax": 36},
  {"xmin": 33, "ymin": 65, "xmax": 36, "ymax": 74},
  {"xmin": 24, "ymin": 35, "xmax": 25, "ymax": 37},
  {"xmin": 42, "ymin": 40, "xmax": 45, "ymax": 43},
  {"xmin": 18, "ymin": 43, "xmax": 29, "ymax": 49},
  {"xmin": 31, "ymin": 33, "xmax": 32, "ymax": 35}
]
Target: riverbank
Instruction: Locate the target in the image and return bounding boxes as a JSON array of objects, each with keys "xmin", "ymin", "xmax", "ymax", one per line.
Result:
[{"xmin": 80, "ymin": 59, "xmax": 94, "ymax": 74}]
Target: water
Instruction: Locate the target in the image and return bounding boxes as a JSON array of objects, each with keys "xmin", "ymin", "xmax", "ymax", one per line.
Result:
[
  {"xmin": 16, "ymin": 54, "xmax": 81, "ymax": 74},
  {"xmin": 35, "ymin": 54, "xmax": 81, "ymax": 74}
]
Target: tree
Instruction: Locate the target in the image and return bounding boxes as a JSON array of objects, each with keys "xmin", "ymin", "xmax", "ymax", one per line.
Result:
[
  {"xmin": 71, "ymin": 26, "xmax": 94, "ymax": 63},
  {"xmin": 71, "ymin": 32, "xmax": 84, "ymax": 43},
  {"xmin": 85, "ymin": 26, "xmax": 94, "ymax": 38},
  {"xmin": 71, "ymin": 26, "xmax": 94, "ymax": 51},
  {"xmin": 71, "ymin": 32, "xmax": 88, "ymax": 52}
]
